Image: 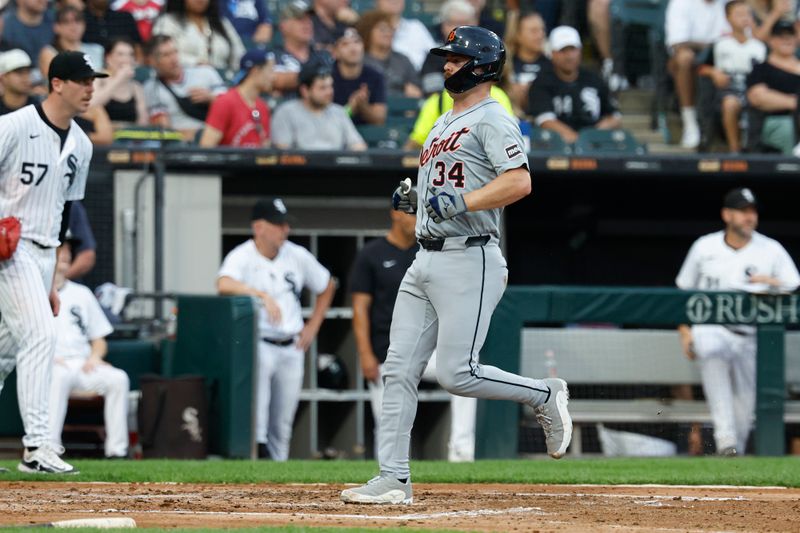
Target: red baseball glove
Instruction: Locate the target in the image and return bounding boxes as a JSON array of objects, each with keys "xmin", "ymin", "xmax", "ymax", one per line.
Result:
[{"xmin": 0, "ymin": 217, "xmax": 21, "ymax": 261}]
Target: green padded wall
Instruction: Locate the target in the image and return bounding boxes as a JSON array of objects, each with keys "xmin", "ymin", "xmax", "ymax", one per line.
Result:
[{"xmin": 172, "ymin": 296, "xmax": 257, "ymax": 458}]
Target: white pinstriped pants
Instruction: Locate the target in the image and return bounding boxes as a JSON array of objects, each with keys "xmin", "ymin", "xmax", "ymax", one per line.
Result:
[{"xmin": 0, "ymin": 239, "xmax": 58, "ymax": 448}]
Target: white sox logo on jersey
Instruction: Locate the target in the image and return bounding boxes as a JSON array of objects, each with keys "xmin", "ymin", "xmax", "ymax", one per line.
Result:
[{"xmin": 419, "ymin": 127, "xmax": 470, "ymax": 167}]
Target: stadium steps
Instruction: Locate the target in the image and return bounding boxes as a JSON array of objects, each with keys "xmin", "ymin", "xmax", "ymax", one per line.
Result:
[{"xmin": 618, "ymin": 89, "xmax": 695, "ymax": 155}]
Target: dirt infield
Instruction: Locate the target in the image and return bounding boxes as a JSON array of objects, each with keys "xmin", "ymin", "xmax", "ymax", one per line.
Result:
[{"xmin": 0, "ymin": 482, "xmax": 797, "ymax": 531}]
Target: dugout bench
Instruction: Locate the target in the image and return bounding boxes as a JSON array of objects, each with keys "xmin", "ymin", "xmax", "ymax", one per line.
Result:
[
  {"xmin": 477, "ymin": 286, "xmax": 800, "ymax": 458},
  {"xmin": 518, "ymin": 328, "xmax": 800, "ymax": 455}
]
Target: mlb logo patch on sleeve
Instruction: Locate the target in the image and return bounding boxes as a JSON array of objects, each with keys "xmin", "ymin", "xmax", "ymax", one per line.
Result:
[{"xmin": 505, "ymin": 144, "xmax": 522, "ymax": 158}]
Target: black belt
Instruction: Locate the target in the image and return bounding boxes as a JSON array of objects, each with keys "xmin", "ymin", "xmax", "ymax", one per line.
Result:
[
  {"xmin": 418, "ymin": 235, "xmax": 490, "ymax": 251},
  {"xmin": 261, "ymin": 337, "xmax": 294, "ymax": 347},
  {"xmin": 32, "ymin": 240, "xmax": 51, "ymax": 249}
]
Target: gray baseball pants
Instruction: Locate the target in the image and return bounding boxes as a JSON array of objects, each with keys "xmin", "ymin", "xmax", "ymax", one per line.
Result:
[{"xmin": 378, "ymin": 239, "xmax": 550, "ymax": 478}]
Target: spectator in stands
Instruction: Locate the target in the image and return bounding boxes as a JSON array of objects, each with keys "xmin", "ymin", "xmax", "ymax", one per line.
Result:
[
  {"xmin": 152, "ymin": 0, "xmax": 245, "ymax": 75},
  {"xmin": 699, "ymin": 0, "xmax": 766, "ymax": 153},
  {"xmin": 586, "ymin": 0, "xmax": 627, "ymax": 92},
  {"xmin": 374, "ymin": 0, "xmax": 436, "ymax": 72},
  {"xmin": 66, "ymin": 201, "xmax": 98, "ymax": 281},
  {"xmin": 748, "ymin": 0, "xmax": 795, "ymax": 42},
  {"xmin": 507, "ymin": 10, "xmax": 550, "ymax": 114},
  {"xmin": 49, "ymin": 245, "xmax": 130, "ymax": 460},
  {"xmin": 111, "ymin": 0, "xmax": 165, "ymax": 42},
  {"xmin": 356, "ymin": 10, "xmax": 421, "ymax": 98},
  {"xmin": 221, "ymin": 0, "xmax": 273, "ymax": 46},
  {"xmin": 199, "ymin": 48, "xmax": 273, "ymax": 147},
  {"xmin": 143, "ymin": 34, "xmax": 227, "ymax": 141},
  {"xmin": 420, "ymin": 0, "xmax": 477, "ymax": 96},
  {"xmin": 311, "ymin": 0, "xmax": 359, "ymax": 50},
  {"xmin": 665, "ymin": 0, "xmax": 729, "ymax": 149},
  {"xmin": 0, "ymin": 49, "xmax": 37, "ymax": 115},
  {"xmin": 84, "ymin": 0, "xmax": 142, "ymax": 50},
  {"xmin": 1, "ymin": 0, "xmax": 54, "ymax": 71},
  {"xmin": 273, "ymin": 0, "xmax": 332, "ymax": 96},
  {"xmin": 527, "ymin": 25, "xmax": 621, "ymax": 144},
  {"xmin": 747, "ymin": 20, "xmax": 800, "ymax": 154},
  {"xmin": 406, "ymin": 84, "xmax": 514, "ymax": 150},
  {"xmin": 271, "ymin": 61, "xmax": 366, "ymax": 150},
  {"xmin": 91, "ymin": 38, "xmax": 148, "ymax": 128},
  {"xmin": 331, "ymin": 27, "xmax": 386, "ymax": 125},
  {"xmin": 75, "ymin": 104, "xmax": 115, "ymax": 145},
  {"xmin": 466, "ymin": 0, "xmax": 504, "ymax": 37},
  {"xmin": 39, "ymin": 7, "xmax": 105, "ymax": 85}
]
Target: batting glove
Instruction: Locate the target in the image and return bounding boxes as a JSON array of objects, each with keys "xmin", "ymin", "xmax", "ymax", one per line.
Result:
[
  {"xmin": 392, "ymin": 178, "xmax": 418, "ymax": 213},
  {"xmin": 425, "ymin": 186, "xmax": 467, "ymax": 223}
]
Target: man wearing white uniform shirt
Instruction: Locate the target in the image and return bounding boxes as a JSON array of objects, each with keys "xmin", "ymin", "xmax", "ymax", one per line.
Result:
[
  {"xmin": 49, "ymin": 246, "xmax": 129, "ymax": 459},
  {"xmin": 665, "ymin": 0, "xmax": 730, "ymax": 149},
  {"xmin": 676, "ymin": 188, "xmax": 800, "ymax": 456},
  {"xmin": 217, "ymin": 198, "xmax": 336, "ymax": 460}
]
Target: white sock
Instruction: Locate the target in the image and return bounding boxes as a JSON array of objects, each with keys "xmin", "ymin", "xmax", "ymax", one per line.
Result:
[{"xmin": 681, "ymin": 107, "xmax": 698, "ymax": 129}]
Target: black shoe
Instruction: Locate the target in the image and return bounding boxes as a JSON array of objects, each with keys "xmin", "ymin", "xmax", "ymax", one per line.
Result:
[{"xmin": 257, "ymin": 443, "xmax": 271, "ymax": 459}]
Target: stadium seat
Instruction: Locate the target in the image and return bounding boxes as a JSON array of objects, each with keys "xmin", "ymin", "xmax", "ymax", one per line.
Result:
[
  {"xmin": 386, "ymin": 96, "xmax": 422, "ymax": 127},
  {"xmin": 574, "ymin": 128, "xmax": 647, "ymax": 155},
  {"xmin": 529, "ymin": 127, "xmax": 571, "ymax": 155},
  {"xmin": 357, "ymin": 124, "xmax": 412, "ymax": 149}
]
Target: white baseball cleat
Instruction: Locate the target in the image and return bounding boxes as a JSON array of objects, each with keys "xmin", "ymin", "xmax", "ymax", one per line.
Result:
[
  {"xmin": 341, "ymin": 475, "xmax": 413, "ymax": 504},
  {"xmin": 18, "ymin": 444, "xmax": 79, "ymax": 474},
  {"xmin": 535, "ymin": 378, "xmax": 573, "ymax": 459}
]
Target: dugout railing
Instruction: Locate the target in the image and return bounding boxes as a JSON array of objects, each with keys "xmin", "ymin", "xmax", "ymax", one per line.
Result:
[{"xmin": 477, "ymin": 286, "xmax": 800, "ymax": 458}]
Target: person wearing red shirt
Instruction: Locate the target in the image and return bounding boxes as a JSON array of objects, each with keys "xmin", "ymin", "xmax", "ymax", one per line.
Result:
[{"xmin": 199, "ymin": 48, "xmax": 274, "ymax": 148}]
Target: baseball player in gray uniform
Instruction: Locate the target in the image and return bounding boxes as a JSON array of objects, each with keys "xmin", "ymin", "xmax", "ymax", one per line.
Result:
[
  {"xmin": 0, "ymin": 51, "xmax": 106, "ymax": 474},
  {"xmin": 341, "ymin": 26, "xmax": 572, "ymax": 505}
]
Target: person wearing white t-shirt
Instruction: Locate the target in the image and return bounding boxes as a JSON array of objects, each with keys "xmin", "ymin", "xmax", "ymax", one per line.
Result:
[
  {"xmin": 49, "ymin": 246, "xmax": 130, "ymax": 459},
  {"xmin": 375, "ymin": 0, "xmax": 436, "ymax": 71},
  {"xmin": 676, "ymin": 188, "xmax": 800, "ymax": 455},
  {"xmin": 217, "ymin": 197, "xmax": 336, "ymax": 461},
  {"xmin": 699, "ymin": 0, "xmax": 767, "ymax": 153},
  {"xmin": 666, "ymin": 0, "xmax": 730, "ymax": 149}
]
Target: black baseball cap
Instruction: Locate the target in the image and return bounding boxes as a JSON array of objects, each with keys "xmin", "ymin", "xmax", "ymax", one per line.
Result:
[
  {"xmin": 723, "ymin": 187, "xmax": 758, "ymax": 210},
  {"xmin": 252, "ymin": 197, "xmax": 293, "ymax": 224},
  {"xmin": 48, "ymin": 51, "xmax": 108, "ymax": 82},
  {"xmin": 771, "ymin": 20, "xmax": 796, "ymax": 37},
  {"xmin": 298, "ymin": 59, "xmax": 332, "ymax": 86}
]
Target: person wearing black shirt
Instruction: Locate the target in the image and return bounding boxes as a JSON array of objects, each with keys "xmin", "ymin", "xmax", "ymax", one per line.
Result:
[
  {"xmin": 331, "ymin": 26, "xmax": 386, "ymax": 125},
  {"xmin": 508, "ymin": 11, "xmax": 551, "ymax": 113},
  {"xmin": 746, "ymin": 20, "xmax": 800, "ymax": 154},
  {"xmin": 419, "ymin": 0, "xmax": 477, "ymax": 96},
  {"xmin": 348, "ymin": 210, "xmax": 477, "ymax": 462},
  {"xmin": 0, "ymin": 48, "xmax": 38, "ymax": 115},
  {"xmin": 83, "ymin": 0, "xmax": 142, "ymax": 49},
  {"xmin": 527, "ymin": 25, "xmax": 620, "ymax": 144}
]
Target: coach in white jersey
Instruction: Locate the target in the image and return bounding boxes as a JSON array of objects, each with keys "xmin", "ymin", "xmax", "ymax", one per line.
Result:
[
  {"xmin": 49, "ymin": 246, "xmax": 129, "ymax": 459},
  {"xmin": 0, "ymin": 51, "xmax": 107, "ymax": 474},
  {"xmin": 677, "ymin": 188, "xmax": 800, "ymax": 456},
  {"xmin": 217, "ymin": 198, "xmax": 336, "ymax": 461},
  {"xmin": 342, "ymin": 26, "xmax": 572, "ymax": 505}
]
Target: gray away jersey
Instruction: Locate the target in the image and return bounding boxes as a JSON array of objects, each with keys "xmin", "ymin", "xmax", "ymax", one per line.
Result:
[
  {"xmin": 0, "ymin": 105, "xmax": 91, "ymax": 247},
  {"xmin": 415, "ymin": 97, "xmax": 528, "ymax": 239}
]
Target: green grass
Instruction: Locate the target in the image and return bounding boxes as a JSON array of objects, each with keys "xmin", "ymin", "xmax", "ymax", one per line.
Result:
[{"xmin": 1, "ymin": 457, "xmax": 799, "ymax": 486}]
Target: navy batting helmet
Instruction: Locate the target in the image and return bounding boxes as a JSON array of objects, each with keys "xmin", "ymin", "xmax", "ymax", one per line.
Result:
[{"xmin": 429, "ymin": 25, "xmax": 506, "ymax": 94}]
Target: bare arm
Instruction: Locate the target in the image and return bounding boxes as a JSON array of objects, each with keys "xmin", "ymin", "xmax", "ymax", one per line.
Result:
[
  {"xmin": 595, "ymin": 115, "xmax": 622, "ymax": 130},
  {"xmin": 198, "ymin": 125, "xmax": 224, "ymax": 148},
  {"xmin": 82, "ymin": 337, "xmax": 109, "ymax": 373},
  {"xmin": 252, "ymin": 23, "xmax": 273, "ymax": 44},
  {"xmin": 352, "ymin": 292, "xmax": 380, "ymax": 382},
  {"xmin": 677, "ymin": 324, "xmax": 695, "ymax": 360},
  {"xmin": 85, "ymin": 107, "xmax": 114, "ymax": 145},
  {"xmin": 361, "ymin": 103, "xmax": 387, "ymax": 125},
  {"xmin": 747, "ymin": 84, "xmax": 798, "ymax": 113},
  {"xmin": 217, "ymin": 275, "xmax": 282, "ymax": 323},
  {"xmin": 296, "ymin": 278, "xmax": 336, "ymax": 351},
  {"xmin": 463, "ymin": 166, "xmax": 532, "ymax": 212},
  {"xmin": 66, "ymin": 249, "xmax": 96, "ymax": 280},
  {"xmin": 272, "ymin": 72, "xmax": 299, "ymax": 93},
  {"xmin": 540, "ymin": 118, "xmax": 579, "ymax": 143},
  {"xmin": 134, "ymin": 83, "xmax": 149, "ymax": 126}
]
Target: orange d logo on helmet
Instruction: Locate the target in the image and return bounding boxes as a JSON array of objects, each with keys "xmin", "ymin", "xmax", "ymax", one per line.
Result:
[{"xmin": 448, "ymin": 30, "xmax": 456, "ymax": 42}]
